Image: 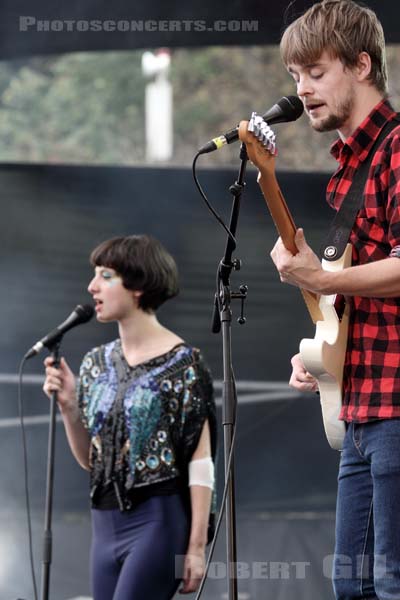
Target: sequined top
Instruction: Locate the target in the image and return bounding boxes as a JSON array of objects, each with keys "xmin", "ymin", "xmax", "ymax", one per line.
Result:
[{"xmin": 78, "ymin": 340, "xmax": 217, "ymax": 511}]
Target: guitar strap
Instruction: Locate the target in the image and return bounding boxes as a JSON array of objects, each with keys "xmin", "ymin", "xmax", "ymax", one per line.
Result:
[{"xmin": 321, "ymin": 115, "xmax": 400, "ymax": 262}]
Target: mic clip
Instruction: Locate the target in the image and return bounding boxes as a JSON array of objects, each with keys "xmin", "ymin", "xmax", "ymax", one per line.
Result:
[{"xmin": 231, "ymin": 284, "xmax": 248, "ymax": 325}]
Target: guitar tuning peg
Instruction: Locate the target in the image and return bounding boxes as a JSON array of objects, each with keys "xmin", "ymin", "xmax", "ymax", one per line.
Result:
[
  {"xmin": 247, "ymin": 113, "xmax": 277, "ymax": 155},
  {"xmin": 248, "ymin": 111, "xmax": 257, "ymax": 132}
]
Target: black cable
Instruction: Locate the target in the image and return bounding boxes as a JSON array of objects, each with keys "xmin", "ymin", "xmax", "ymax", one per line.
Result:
[
  {"xmin": 192, "ymin": 152, "xmax": 237, "ymax": 246},
  {"xmin": 18, "ymin": 357, "xmax": 39, "ymax": 600}
]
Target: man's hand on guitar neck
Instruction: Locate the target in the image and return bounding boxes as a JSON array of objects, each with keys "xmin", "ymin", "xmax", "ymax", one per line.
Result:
[
  {"xmin": 289, "ymin": 353, "xmax": 318, "ymax": 393},
  {"xmin": 271, "ymin": 228, "xmax": 326, "ymax": 293}
]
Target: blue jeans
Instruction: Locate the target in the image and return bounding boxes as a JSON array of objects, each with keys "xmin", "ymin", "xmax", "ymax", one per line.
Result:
[{"xmin": 334, "ymin": 419, "xmax": 400, "ymax": 600}]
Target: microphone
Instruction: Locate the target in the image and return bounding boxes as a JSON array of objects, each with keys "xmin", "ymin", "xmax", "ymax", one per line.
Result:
[
  {"xmin": 24, "ymin": 303, "xmax": 95, "ymax": 359},
  {"xmin": 198, "ymin": 95, "xmax": 304, "ymax": 155}
]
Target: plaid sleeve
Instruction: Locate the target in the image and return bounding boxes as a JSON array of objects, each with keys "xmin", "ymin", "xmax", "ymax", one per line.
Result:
[{"xmin": 383, "ymin": 128, "xmax": 400, "ymax": 249}]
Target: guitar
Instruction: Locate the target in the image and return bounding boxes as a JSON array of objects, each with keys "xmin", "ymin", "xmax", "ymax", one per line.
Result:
[{"xmin": 238, "ymin": 113, "xmax": 351, "ymax": 450}]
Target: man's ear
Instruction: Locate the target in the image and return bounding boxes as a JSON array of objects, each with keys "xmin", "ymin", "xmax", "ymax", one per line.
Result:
[{"xmin": 356, "ymin": 51, "xmax": 372, "ymax": 82}]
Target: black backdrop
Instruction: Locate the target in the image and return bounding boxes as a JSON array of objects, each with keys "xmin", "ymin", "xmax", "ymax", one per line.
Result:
[
  {"xmin": 0, "ymin": 161, "xmax": 341, "ymax": 599},
  {"xmin": 1, "ymin": 160, "xmax": 340, "ymax": 506},
  {"xmin": 0, "ymin": 0, "xmax": 398, "ymax": 59},
  {"xmin": 2, "ymin": 161, "xmax": 332, "ymax": 378}
]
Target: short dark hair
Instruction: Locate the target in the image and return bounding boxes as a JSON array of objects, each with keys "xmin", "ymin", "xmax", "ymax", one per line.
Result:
[
  {"xmin": 90, "ymin": 235, "xmax": 179, "ymax": 312},
  {"xmin": 280, "ymin": 0, "xmax": 388, "ymax": 95}
]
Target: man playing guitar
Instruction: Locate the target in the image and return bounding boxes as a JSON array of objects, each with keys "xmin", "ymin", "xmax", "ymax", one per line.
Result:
[{"xmin": 241, "ymin": 2, "xmax": 400, "ymax": 599}]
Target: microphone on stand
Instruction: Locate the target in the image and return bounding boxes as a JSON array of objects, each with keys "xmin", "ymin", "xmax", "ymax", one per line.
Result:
[
  {"xmin": 24, "ymin": 303, "xmax": 95, "ymax": 359},
  {"xmin": 198, "ymin": 95, "xmax": 304, "ymax": 155}
]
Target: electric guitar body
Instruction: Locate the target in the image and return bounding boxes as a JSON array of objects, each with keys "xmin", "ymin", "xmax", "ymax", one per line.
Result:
[
  {"xmin": 238, "ymin": 115, "xmax": 350, "ymax": 450},
  {"xmin": 299, "ymin": 247, "xmax": 351, "ymax": 450}
]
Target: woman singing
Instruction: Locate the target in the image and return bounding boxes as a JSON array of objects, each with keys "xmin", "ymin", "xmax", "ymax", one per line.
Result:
[{"xmin": 43, "ymin": 234, "xmax": 217, "ymax": 599}]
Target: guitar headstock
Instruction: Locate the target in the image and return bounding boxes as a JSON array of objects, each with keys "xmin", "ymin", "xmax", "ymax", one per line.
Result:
[{"xmin": 238, "ymin": 112, "xmax": 277, "ymax": 175}]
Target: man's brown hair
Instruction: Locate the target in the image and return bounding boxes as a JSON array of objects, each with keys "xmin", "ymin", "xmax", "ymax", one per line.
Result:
[{"xmin": 280, "ymin": 0, "xmax": 388, "ymax": 94}]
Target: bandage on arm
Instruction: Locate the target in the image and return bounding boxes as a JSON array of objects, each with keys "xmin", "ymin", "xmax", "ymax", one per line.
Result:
[{"xmin": 188, "ymin": 456, "xmax": 214, "ymax": 489}]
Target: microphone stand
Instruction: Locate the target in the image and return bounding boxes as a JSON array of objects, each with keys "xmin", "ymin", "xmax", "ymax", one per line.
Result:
[
  {"xmin": 40, "ymin": 338, "xmax": 62, "ymax": 600},
  {"xmin": 212, "ymin": 143, "xmax": 248, "ymax": 600}
]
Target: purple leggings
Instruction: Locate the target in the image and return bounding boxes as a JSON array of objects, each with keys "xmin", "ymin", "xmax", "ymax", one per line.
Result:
[{"xmin": 90, "ymin": 494, "xmax": 190, "ymax": 600}]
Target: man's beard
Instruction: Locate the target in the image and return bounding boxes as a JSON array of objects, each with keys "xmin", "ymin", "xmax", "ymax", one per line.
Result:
[{"xmin": 310, "ymin": 92, "xmax": 354, "ymax": 133}]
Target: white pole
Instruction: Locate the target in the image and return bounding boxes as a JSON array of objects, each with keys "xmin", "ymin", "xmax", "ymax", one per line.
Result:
[{"xmin": 142, "ymin": 49, "xmax": 173, "ymax": 162}]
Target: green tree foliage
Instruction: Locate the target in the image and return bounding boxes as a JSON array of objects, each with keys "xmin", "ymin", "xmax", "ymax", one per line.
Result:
[
  {"xmin": 0, "ymin": 52, "xmax": 145, "ymax": 163},
  {"xmin": 0, "ymin": 46, "xmax": 398, "ymax": 170}
]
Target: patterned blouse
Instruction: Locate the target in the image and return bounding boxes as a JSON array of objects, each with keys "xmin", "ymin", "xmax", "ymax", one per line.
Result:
[{"xmin": 78, "ymin": 340, "xmax": 217, "ymax": 511}]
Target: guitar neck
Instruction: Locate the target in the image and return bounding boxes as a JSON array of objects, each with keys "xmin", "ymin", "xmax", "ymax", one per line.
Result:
[{"xmin": 258, "ymin": 170, "xmax": 323, "ymax": 324}]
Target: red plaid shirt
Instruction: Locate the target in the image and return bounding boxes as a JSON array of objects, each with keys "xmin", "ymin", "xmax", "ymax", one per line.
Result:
[{"xmin": 326, "ymin": 99, "xmax": 400, "ymax": 422}]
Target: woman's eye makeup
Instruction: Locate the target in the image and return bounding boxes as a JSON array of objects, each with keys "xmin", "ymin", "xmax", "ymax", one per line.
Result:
[{"xmin": 99, "ymin": 270, "xmax": 120, "ymax": 285}]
